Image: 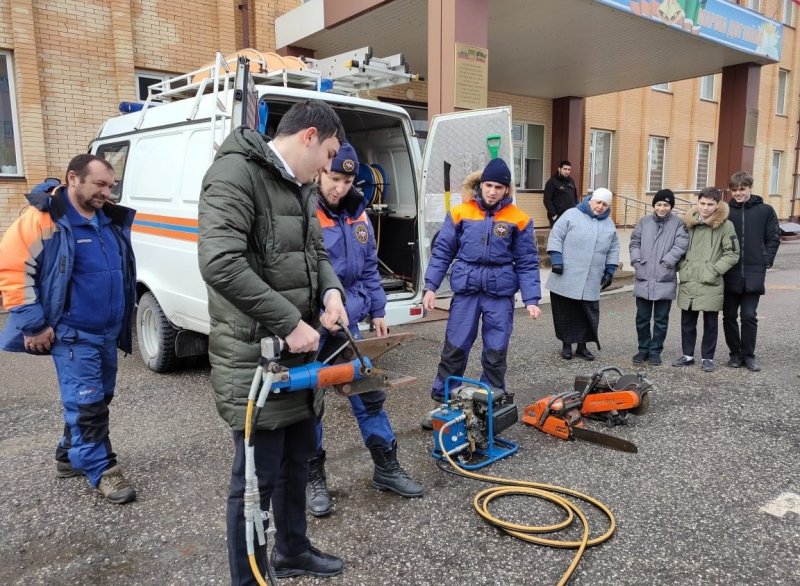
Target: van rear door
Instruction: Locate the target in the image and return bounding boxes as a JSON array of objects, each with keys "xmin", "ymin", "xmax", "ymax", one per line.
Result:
[{"xmin": 418, "ymin": 106, "xmax": 514, "ymax": 295}]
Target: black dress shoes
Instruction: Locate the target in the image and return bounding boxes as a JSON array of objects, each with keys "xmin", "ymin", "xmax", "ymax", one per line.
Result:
[
  {"xmin": 561, "ymin": 347, "xmax": 573, "ymax": 360},
  {"xmin": 271, "ymin": 545, "xmax": 344, "ymax": 578},
  {"xmin": 575, "ymin": 347, "xmax": 595, "ymax": 361}
]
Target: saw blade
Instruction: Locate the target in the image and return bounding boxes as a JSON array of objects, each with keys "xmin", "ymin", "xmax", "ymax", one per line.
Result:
[{"xmin": 571, "ymin": 426, "xmax": 638, "ymax": 453}]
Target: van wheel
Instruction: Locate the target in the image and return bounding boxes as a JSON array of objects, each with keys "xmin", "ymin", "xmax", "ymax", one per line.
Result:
[{"xmin": 136, "ymin": 291, "xmax": 178, "ymax": 373}]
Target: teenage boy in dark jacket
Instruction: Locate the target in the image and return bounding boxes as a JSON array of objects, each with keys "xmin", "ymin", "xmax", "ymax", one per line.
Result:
[{"xmin": 722, "ymin": 171, "xmax": 781, "ymax": 372}]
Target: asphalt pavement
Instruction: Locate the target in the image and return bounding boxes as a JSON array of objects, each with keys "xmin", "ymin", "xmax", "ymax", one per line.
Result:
[{"xmin": 1, "ymin": 243, "xmax": 798, "ymax": 586}]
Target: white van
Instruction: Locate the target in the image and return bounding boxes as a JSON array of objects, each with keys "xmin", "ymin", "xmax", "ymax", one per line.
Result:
[{"xmin": 89, "ymin": 49, "xmax": 513, "ymax": 372}]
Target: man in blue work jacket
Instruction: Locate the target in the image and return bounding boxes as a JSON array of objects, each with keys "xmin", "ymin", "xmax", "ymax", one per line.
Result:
[
  {"xmin": 0, "ymin": 154, "xmax": 137, "ymax": 504},
  {"xmin": 307, "ymin": 143, "xmax": 423, "ymax": 517},
  {"xmin": 421, "ymin": 158, "xmax": 542, "ymax": 428}
]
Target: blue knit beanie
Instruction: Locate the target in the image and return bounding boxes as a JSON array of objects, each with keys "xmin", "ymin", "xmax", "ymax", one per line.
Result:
[
  {"xmin": 480, "ymin": 158, "xmax": 511, "ymax": 187},
  {"xmin": 330, "ymin": 142, "xmax": 359, "ymax": 176}
]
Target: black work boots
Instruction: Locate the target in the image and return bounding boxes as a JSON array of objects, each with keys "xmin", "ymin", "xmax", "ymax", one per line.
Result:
[
  {"xmin": 306, "ymin": 451, "xmax": 332, "ymax": 517},
  {"xmin": 369, "ymin": 441, "xmax": 424, "ymax": 498},
  {"xmin": 307, "ymin": 443, "xmax": 424, "ymax": 516}
]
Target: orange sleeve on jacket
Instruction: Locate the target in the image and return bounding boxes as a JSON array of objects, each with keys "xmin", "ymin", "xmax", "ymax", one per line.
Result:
[{"xmin": 0, "ymin": 208, "xmax": 55, "ymax": 309}]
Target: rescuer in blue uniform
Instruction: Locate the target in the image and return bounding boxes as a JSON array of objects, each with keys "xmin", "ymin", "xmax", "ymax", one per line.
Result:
[
  {"xmin": 421, "ymin": 158, "xmax": 542, "ymax": 428},
  {"xmin": 307, "ymin": 143, "xmax": 423, "ymax": 517}
]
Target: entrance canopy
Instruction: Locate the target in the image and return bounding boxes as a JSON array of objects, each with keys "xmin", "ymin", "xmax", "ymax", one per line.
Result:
[{"xmin": 276, "ymin": 0, "xmax": 781, "ymax": 99}]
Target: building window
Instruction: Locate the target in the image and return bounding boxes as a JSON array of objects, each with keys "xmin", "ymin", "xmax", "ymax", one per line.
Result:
[
  {"xmin": 743, "ymin": 0, "xmax": 759, "ymax": 12},
  {"xmin": 784, "ymin": 0, "xmax": 794, "ymax": 25},
  {"xmin": 589, "ymin": 129, "xmax": 613, "ymax": 191},
  {"xmin": 135, "ymin": 70, "xmax": 187, "ymax": 102},
  {"xmin": 512, "ymin": 122, "xmax": 545, "ymax": 190},
  {"xmin": 770, "ymin": 150, "xmax": 782, "ymax": 194},
  {"xmin": 647, "ymin": 136, "xmax": 666, "ymax": 192},
  {"xmin": 652, "ymin": 82, "xmax": 670, "ymax": 92},
  {"xmin": 700, "ymin": 75, "xmax": 715, "ymax": 101},
  {"xmin": 776, "ymin": 69, "xmax": 789, "ymax": 115},
  {"xmin": 695, "ymin": 142, "xmax": 712, "ymax": 189},
  {"xmin": 0, "ymin": 51, "xmax": 22, "ymax": 176}
]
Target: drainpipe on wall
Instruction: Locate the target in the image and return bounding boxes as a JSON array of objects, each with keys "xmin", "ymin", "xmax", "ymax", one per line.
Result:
[
  {"xmin": 240, "ymin": 0, "xmax": 250, "ymax": 48},
  {"xmin": 792, "ymin": 117, "xmax": 800, "ymax": 222}
]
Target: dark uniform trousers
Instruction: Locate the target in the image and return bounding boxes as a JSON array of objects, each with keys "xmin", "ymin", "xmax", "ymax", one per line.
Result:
[{"xmin": 227, "ymin": 416, "xmax": 316, "ymax": 586}]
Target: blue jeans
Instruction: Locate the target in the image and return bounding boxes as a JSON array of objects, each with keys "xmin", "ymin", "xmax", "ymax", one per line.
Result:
[{"xmin": 51, "ymin": 323, "xmax": 120, "ymax": 487}]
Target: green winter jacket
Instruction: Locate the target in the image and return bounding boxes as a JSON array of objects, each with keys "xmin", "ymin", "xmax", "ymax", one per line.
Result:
[
  {"xmin": 198, "ymin": 128, "xmax": 344, "ymax": 431},
  {"xmin": 676, "ymin": 201, "xmax": 739, "ymax": 312}
]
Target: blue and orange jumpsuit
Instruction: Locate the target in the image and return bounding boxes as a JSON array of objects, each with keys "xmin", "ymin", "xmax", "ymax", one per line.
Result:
[
  {"xmin": 424, "ymin": 193, "xmax": 540, "ymax": 401},
  {"xmin": 314, "ymin": 188, "xmax": 395, "ymax": 453}
]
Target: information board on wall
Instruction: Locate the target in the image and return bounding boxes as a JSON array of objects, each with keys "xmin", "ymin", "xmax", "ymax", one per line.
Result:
[{"xmin": 454, "ymin": 43, "xmax": 488, "ymax": 110}]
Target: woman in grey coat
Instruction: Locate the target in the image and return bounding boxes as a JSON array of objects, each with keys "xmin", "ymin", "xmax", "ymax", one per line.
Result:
[
  {"xmin": 546, "ymin": 188, "xmax": 620, "ymax": 361},
  {"xmin": 629, "ymin": 189, "xmax": 689, "ymax": 366}
]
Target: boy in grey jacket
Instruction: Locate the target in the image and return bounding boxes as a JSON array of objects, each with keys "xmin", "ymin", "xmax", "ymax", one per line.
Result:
[{"xmin": 629, "ymin": 189, "xmax": 689, "ymax": 366}]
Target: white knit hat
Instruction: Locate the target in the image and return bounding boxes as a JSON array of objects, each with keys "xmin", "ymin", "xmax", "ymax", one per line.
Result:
[{"xmin": 590, "ymin": 187, "xmax": 613, "ymax": 204}]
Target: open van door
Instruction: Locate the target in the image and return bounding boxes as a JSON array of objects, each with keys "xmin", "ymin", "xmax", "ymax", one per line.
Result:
[{"xmin": 418, "ymin": 106, "xmax": 514, "ymax": 295}]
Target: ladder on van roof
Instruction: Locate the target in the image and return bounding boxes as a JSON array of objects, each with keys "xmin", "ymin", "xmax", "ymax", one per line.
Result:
[
  {"xmin": 133, "ymin": 47, "xmax": 417, "ymax": 156},
  {"xmin": 137, "ymin": 47, "xmax": 417, "ymax": 108}
]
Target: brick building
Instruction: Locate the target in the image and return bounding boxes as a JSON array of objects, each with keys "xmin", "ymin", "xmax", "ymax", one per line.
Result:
[{"xmin": 1, "ymin": 0, "xmax": 798, "ymax": 234}]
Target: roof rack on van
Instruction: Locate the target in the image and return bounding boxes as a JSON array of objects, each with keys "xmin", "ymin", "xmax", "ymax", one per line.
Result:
[{"xmin": 139, "ymin": 47, "xmax": 417, "ymax": 108}]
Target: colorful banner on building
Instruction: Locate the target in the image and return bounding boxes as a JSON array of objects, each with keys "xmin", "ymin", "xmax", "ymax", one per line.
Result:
[{"xmin": 596, "ymin": 0, "xmax": 782, "ymax": 61}]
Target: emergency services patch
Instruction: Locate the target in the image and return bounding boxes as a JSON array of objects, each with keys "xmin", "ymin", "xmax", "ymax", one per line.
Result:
[
  {"xmin": 342, "ymin": 159, "xmax": 356, "ymax": 173},
  {"xmin": 493, "ymin": 223, "xmax": 510, "ymax": 238},
  {"xmin": 355, "ymin": 224, "xmax": 369, "ymax": 244}
]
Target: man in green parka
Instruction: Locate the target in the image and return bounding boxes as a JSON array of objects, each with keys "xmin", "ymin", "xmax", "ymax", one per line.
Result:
[
  {"xmin": 672, "ymin": 186, "xmax": 739, "ymax": 373},
  {"xmin": 198, "ymin": 100, "xmax": 348, "ymax": 584}
]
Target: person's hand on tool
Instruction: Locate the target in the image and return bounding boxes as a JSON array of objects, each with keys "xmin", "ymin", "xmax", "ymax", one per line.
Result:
[
  {"xmin": 423, "ymin": 289, "xmax": 436, "ymax": 311},
  {"xmin": 320, "ymin": 289, "xmax": 348, "ymax": 331},
  {"xmin": 285, "ymin": 320, "xmax": 320, "ymax": 353},
  {"xmin": 24, "ymin": 326, "xmax": 55, "ymax": 353},
  {"xmin": 372, "ymin": 317, "xmax": 388, "ymax": 337},
  {"xmin": 526, "ymin": 305, "xmax": 541, "ymax": 320}
]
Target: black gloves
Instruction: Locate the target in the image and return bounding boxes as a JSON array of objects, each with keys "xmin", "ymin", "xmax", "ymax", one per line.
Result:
[
  {"xmin": 600, "ymin": 272, "xmax": 613, "ymax": 290},
  {"xmin": 551, "ymin": 264, "xmax": 563, "ymax": 275}
]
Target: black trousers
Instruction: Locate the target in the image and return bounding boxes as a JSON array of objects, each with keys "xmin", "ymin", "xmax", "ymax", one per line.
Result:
[
  {"xmin": 722, "ymin": 292, "xmax": 761, "ymax": 359},
  {"xmin": 227, "ymin": 417, "xmax": 316, "ymax": 586},
  {"xmin": 680, "ymin": 309, "xmax": 719, "ymax": 360},
  {"xmin": 635, "ymin": 298, "xmax": 672, "ymax": 355}
]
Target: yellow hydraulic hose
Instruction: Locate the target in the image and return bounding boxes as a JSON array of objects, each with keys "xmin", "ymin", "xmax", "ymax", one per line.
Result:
[
  {"xmin": 438, "ymin": 422, "xmax": 616, "ymax": 586},
  {"xmin": 244, "ymin": 396, "xmax": 269, "ymax": 586}
]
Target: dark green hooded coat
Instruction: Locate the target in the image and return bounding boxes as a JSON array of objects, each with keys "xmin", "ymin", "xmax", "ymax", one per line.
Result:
[{"xmin": 198, "ymin": 127, "xmax": 343, "ymax": 430}]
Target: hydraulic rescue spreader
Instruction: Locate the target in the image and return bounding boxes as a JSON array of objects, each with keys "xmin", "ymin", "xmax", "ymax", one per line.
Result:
[{"xmin": 243, "ymin": 328, "xmax": 415, "ymax": 586}]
